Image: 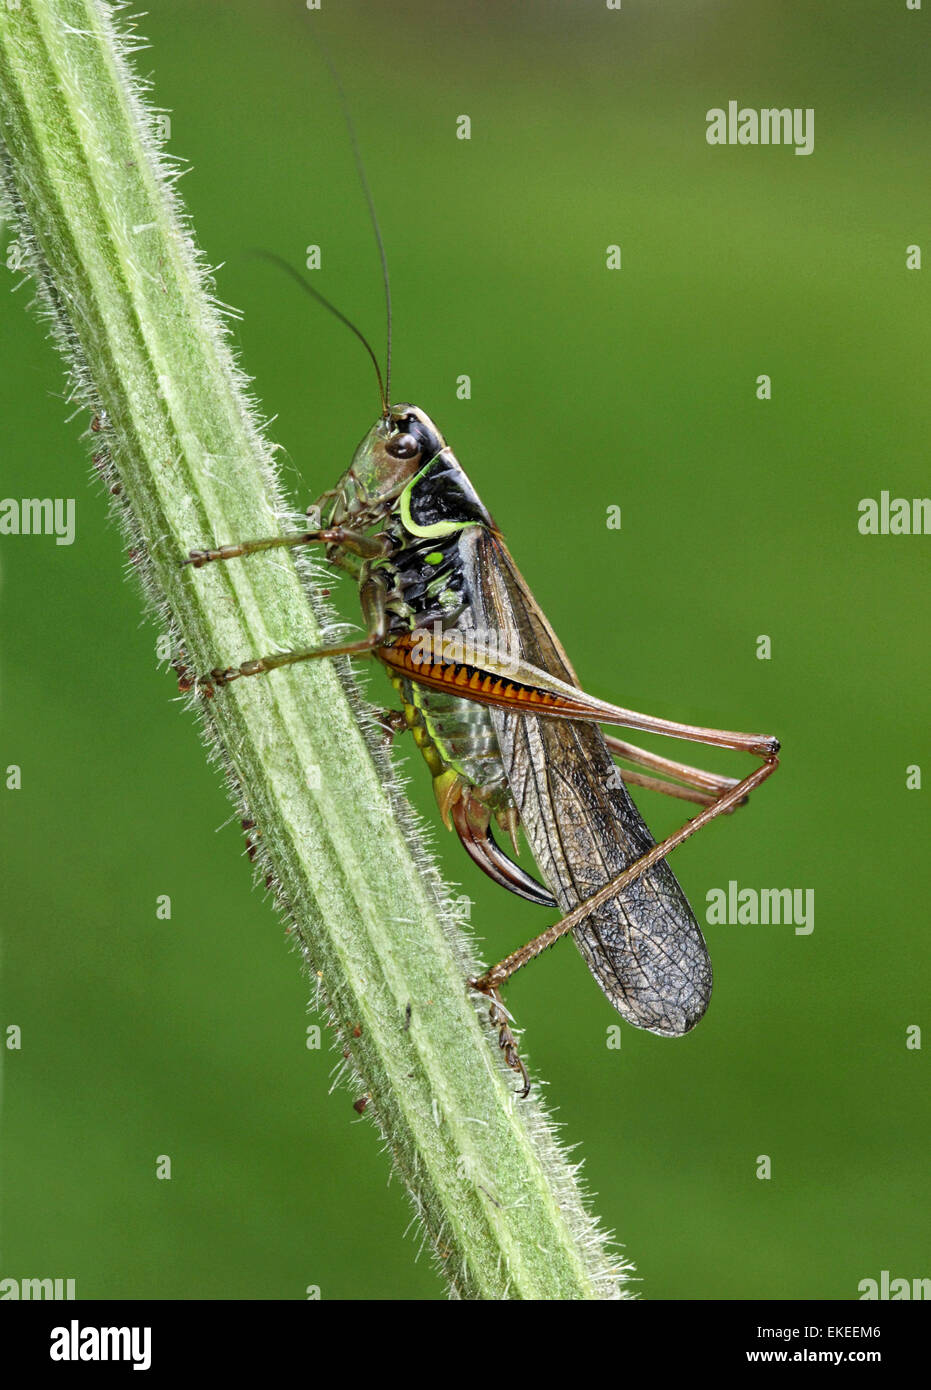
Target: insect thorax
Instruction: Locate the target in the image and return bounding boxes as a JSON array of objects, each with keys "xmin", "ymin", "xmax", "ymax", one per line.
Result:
[{"xmin": 379, "ymin": 466, "xmax": 510, "ymax": 809}]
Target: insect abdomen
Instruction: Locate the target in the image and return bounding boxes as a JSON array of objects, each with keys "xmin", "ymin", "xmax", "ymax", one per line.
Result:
[{"xmin": 391, "ymin": 673, "xmax": 510, "ymax": 807}]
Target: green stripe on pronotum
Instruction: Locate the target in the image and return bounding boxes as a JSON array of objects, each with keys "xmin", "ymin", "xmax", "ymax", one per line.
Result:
[{"xmin": 398, "ymin": 453, "xmax": 478, "ymax": 540}]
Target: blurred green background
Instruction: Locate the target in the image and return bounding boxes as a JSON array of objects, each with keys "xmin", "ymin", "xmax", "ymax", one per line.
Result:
[{"xmin": 1, "ymin": 0, "xmax": 928, "ymax": 1300}]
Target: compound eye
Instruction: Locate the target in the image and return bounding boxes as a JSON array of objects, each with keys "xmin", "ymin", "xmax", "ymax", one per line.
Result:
[{"xmin": 386, "ymin": 432, "xmax": 420, "ymax": 460}]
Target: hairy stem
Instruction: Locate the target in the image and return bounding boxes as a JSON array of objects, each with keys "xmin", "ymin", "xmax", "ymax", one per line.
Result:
[{"xmin": 0, "ymin": 0, "xmax": 628, "ymax": 1299}]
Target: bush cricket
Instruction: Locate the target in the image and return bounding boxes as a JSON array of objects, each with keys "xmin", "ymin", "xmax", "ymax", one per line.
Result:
[{"xmin": 181, "ymin": 128, "xmax": 779, "ymax": 1097}]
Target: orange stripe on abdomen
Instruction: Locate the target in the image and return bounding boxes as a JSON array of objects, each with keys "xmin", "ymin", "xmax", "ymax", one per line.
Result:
[{"xmin": 377, "ymin": 636, "xmax": 584, "ymax": 714}]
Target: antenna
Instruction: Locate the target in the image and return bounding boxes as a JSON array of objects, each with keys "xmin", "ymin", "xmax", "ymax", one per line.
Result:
[
  {"xmin": 250, "ymin": 250, "xmax": 387, "ymax": 415},
  {"xmin": 318, "ymin": 46, "xmax": 393, "ymax": 415}
]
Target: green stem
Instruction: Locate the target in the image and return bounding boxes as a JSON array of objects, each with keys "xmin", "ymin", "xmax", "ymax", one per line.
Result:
[{"xmin": 0, "ymin": 0, "xmax": 629, "ymax": 1299}]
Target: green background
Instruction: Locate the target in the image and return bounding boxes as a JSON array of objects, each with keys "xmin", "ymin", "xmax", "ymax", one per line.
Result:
[{"xmin": 1, "ymin": 0, "xmax": 928, "ymax": 1300}]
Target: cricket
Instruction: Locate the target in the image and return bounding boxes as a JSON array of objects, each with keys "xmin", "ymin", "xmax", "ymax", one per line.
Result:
[{"xmin": 180, "ymin": 115, "xmax": 779, "ymax": 1096}]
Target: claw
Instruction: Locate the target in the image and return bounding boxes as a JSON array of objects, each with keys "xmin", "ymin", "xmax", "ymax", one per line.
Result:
[
  {"xmin": 371, "ymin": 707, "xmax": 409, "ymax": 745},
  {"xmin": 471, "ymin": 981, "xmax": 531, "ymax": 1098},
  {"xmin": 172, "ymin": 650, "xmax": 214, "ymax": 698}
]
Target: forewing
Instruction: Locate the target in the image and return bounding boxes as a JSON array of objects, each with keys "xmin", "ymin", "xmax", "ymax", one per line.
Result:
[{"xmin": 462, "ymin": 528, "xmax": 712, "ymax": 1035}]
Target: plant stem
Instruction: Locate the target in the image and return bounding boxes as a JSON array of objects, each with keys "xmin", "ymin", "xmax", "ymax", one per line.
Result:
[{"xmin": 0, "ymin": 0, "xmax": 629, "ymax": 1298}]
